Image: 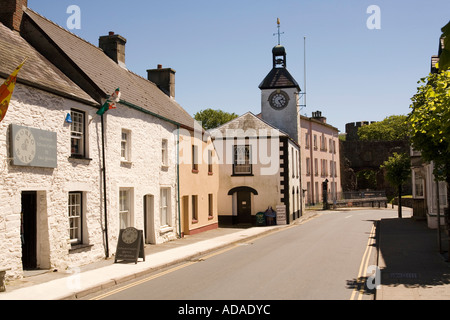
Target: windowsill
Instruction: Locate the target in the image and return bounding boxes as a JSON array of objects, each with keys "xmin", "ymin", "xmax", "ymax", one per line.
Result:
[
  {"xmin": 159, "ymin": 225, "xmax": 173, "ymax": 234},
  {"xmin": 161, "ymin": 165, "xmax": 169, "ymax": 170},
  {"xmin": 69, "ymin": 155, "xmax": 92, "ymax": 162},
  {"xmin": 192, "ymin": 219, "xmax": 198, "ymax": 224},
  {"xmin": 208, "ymin": 172, "xmax": 214, "ymax": 176},
  {"xmin": 192, "ymin": 169, "xmax": 199, "ymax": 174},
  {"xmin": 69, "ymin": 243, "xmax": 94, "ymax": 253},
  {"xmin": 231, "ymin": 174, "xmax": 254, "ymax": 177},
  {"xmin": 120, "ymin": 160, "xmax": 133, "ymax": 167},
  {"xmin": 208, "ymin": 215, "xmax": 214, "ymax": 220}
]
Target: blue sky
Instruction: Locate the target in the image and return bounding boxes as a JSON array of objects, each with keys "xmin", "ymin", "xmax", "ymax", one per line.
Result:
[{"xmin": 28, "ymin": 0, "xmax": 449, "ymax": 133}]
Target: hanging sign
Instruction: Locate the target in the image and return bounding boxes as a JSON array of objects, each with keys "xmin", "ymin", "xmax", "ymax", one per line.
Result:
[{"xmin": 115, "ymin": 227, "xmax": 145, "ymax": 264}]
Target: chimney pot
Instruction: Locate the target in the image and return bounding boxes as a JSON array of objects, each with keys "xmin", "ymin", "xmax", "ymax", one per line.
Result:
[
  {"xmin": 109, "ymin": 31, "xmax": 115, "ymax": 36},
  {"xmin": 157, "ymin": 64, "xmax": 162, "ymax": 69}
]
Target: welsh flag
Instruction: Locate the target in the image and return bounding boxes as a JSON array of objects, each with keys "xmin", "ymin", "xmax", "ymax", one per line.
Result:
[
  {"xmin": 0, "ymin": 59, "xmax": 26, "ymax": 122},
  {"xmin": 97, "ymin": 88, "xmax": 121, "ymax": 115}
]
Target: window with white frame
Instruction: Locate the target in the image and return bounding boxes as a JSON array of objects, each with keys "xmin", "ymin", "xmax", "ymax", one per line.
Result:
[
  {"xmin": 162, "ymin": 139, "xmax": 168, "ymax": 166},
  {"xmin": 68, "ymin": 192, "xmax": 83, "ymax": 245},
  {"xmin": 160, "ymin": 188, "xmax": 171, "ymax": 227},
  {"xmin": 233, "ymin": 145, "xmax": 252, "ymax": 175},
  {"xmin": 71, "ymin": 109, "xmax": 85, "ymax": 157},
  {"xmin": 119, "ymin": 189, "xmax": 131, "ymax": 229},
  {"xmin": 121, "ymin": 130, "xmax": 131, "ymax": 162}
]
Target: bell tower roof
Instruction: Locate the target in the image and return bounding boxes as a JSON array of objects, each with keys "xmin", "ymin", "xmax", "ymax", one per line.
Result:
[{"xmin": 259, "ymin": 19, "xmax": 300, "ymax": 91}]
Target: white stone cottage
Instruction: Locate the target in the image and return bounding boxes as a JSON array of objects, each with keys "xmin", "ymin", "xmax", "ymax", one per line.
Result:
[
  {"xmin": 0, "ymin": 22, "xmax": 101, "ymax": 279},
  {"xmin": 0, "ymin": 2, "xmax": 199, "ymax": 280}
]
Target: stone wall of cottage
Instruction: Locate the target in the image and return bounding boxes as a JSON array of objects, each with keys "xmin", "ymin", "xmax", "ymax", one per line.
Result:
[
  {"xmin": 0, "ymin": 82, "xmax": 180, "ymax": 280},
  {"xmin": 0, "ymin": 82, "xmax": 104, "ymax": 280},
  {"xmin": 103, "ymin": 103, "xmax": 179, "ymax": 249}
]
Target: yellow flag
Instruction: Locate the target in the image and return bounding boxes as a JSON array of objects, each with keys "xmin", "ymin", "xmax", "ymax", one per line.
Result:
[
  {"xmin": 0, "ymin": 59, "xmax": 26, "ymax": 122},
  {"xmin": 277, "ymin": 18, "xmax": 280, "ymax": 25}
]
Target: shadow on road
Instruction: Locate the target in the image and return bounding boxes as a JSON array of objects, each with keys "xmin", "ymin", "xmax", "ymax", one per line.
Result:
[{"xmin": 377, "ymin": 218, "xmax": 450, "ymax": 290}]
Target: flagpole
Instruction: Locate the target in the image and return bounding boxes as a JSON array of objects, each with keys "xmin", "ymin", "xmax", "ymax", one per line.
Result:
[{"xmin": 101, "ymin": 114, "xmax": 109, "ymax": 258}]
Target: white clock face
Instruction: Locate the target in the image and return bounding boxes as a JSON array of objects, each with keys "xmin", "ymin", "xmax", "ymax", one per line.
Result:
[
  {"xmin": 122, "ymin": 228, "xmax": 138, "ymax": 244},
  {"xmin": 269, "ymin": 91, "xmax": 289, "ymax": 109},
  {"xmin": 15, "ymin": 129, "xmax": 36, "ymax": 164}
]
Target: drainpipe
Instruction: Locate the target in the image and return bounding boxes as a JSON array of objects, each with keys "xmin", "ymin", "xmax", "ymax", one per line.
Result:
[
  {"xmin": 177, "ymin": 125, "xmax": 181, "ymax": 238},
  {"xmin": 101, "ymin": 114, "xmax": 109, "ymax": 258}
]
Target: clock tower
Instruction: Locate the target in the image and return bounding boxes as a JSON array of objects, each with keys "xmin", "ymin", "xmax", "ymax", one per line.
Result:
[{"xmin": 259, "ymin": 25, "xmax": 301, "ymax": 143}]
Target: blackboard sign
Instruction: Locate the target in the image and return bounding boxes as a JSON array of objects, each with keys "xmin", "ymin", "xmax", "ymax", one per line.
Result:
[
  {"xmin": 276, "ymin": 205, "xmax": 287, "ymax": 225},
  {"xmin": 114, "ymin": 228, "xmax": 145, "ymax": 264}
]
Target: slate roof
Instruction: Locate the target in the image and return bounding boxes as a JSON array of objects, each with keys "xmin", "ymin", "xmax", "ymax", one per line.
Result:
[
  {"xmin": 24, "ymin": 9, "xmax": 196, "ymax": 130},
  {"xmin": 0, "ymin": 23, "xmax": 96, "ymax": 105},
  {"xmin": 259, "ymin": 67, "xmax": 300, "ymax": 91}
]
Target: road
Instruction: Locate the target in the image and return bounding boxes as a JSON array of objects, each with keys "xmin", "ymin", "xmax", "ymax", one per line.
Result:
[{"xmin": 87, "ymin": 209, "xmax": 404, "ymax": 300}]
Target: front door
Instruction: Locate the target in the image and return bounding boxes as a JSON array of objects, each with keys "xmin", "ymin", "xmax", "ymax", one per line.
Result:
[
  {"xmin": 21, "ymin": 192, "xmax": 37, "ymax": 270},
  {"xmin": 237, "ymin": 191, "xmax": 252, "ymax": 224},
  {"xmin": 144, "ymin": 195, "xmax": 155, "ymax": 244}
]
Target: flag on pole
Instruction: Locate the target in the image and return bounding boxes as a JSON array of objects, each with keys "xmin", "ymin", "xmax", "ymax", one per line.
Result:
[
  {"xmin": 97, "ymin": 88, "xmax": 121, "ymax": 116},
  {"xmin": 0, "ymin": 59, "xmax": 26, "ymax": 122}
]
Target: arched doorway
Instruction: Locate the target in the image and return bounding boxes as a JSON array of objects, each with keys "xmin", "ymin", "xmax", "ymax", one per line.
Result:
[{"xmin": 228, "ymin": 187, "xmax": 258, "ymax": 225}]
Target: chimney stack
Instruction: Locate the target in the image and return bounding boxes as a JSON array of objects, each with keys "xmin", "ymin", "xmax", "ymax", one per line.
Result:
[
  {"xmin": 312, "ymin": 111, "xmax": 327, "ymax": 124},
  {"xmin": 0, "ymin": 0, "xmax": 28, "ymax": 32},
  {"xmin": 99, "ymin": 32, "xmax": 127, "ymax": 68},
  {"xmin": 147, "ymin": 65, "xmax": 176, "ymax": 99}
]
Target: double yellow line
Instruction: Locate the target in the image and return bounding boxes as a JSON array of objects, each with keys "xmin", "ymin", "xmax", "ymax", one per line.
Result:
[
  {"xmin": 90, "ymin": 244, "xmax": 244, "ymax": 300},
  {"xmin": 350, "ymin": 223, "xmax": 377, "ymax": 300}
]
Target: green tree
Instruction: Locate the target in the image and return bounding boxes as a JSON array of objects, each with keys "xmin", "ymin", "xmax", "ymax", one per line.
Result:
[
  {"xmin": 194, "ymin": 108, "xmax": 238, "ymax": 130},
  {"xmin": 407, "ymin": 70, "xmax": 450, "ymax": 224},
  {"xmin": 381, "ymin": 152, "xmax": 411, "ymax": 218},
  {"xmin": 358, "ymin": 115, "xmax": 409, "ymax": 141}
]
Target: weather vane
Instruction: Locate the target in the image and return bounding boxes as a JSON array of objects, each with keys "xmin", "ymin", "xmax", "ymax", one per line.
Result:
[{"xmin": 273, "ymin": 18, "xmax": 284, "ymax": 45}]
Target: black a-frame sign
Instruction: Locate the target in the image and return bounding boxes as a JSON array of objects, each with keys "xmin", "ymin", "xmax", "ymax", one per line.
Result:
[{"xmin": 114, "ymin": 228, "xmax": 145, "ymax": 264}]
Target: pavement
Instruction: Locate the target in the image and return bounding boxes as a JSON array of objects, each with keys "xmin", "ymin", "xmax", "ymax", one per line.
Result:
[
  {"xmin": 0, "ymin": 208, "xmax": 449, "ymax": 300},
  {"xmin": 376, "ymin": 208, "xmax": 450, "ymax": 300}
]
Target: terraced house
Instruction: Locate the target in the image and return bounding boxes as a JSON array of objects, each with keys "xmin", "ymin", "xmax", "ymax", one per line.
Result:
[{"xmin": 0, "ymin": 0, "xmax": 218, "ymax": 280}]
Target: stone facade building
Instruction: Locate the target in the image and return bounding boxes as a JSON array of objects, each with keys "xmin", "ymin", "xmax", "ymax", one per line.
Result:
[
  {"xmin": 0, "ymin": 0, "xmax": 218, "ymax": 280},
  {"xmin": 300, "ymin": 112, "xmax": 341, "ymax": 205},
  {"xmin": 210, "ymin": 43, "xmax": 304, "ymax": 225}
]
